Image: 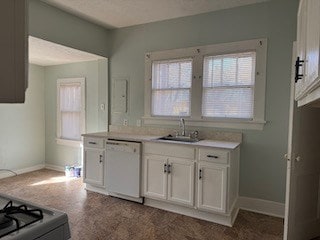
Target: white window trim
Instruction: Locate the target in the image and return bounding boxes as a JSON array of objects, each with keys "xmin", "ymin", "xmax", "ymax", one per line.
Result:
[
  {"xmin": 56, "ymin": 78, "xmax": 86, "ymax": 147},
  {"xmin": 144, "ymin": 38, "xmax": 267, "ymax": 130}
]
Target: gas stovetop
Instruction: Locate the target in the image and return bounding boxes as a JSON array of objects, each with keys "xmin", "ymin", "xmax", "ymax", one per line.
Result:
[
  {"xmin": 0, "ymin": 194, "xmax": 70, "ymax": 240},
  {"xmin": 0, "ymin": 200, "xmax": 44, "ymax": 238}
]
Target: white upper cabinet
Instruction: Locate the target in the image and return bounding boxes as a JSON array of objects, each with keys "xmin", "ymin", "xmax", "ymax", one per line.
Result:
[
  {"xmin": 0, "ymin": 0, "xmax": 28, "ymax": 103},
  {"xmin": 295, "ymin": 0, "xmax": 320, "ymax": 105}
]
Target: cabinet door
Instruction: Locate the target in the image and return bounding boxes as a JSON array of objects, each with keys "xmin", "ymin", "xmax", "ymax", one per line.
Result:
[
  {"xmin": 167, "ymin": 158, "xmax": 195, "ymax": 207},
  {"xmin": 295, "ymin": 0, "xmax": 308, "ymax": 99},
  {"xmin": 0, "ymin": 0, "xmax": 27, "ymax": 103},
  {"xmin": 305, "ymin": 0, "xmax": 320, "ymax": 89},
  {"xmin": 83, "ymin": 148, "xmax": 105, "ymax": 187},
  {"xmin": 143, "ymin": 155, "xmax": 167, "ymax": 200},
  {"xmin": 197, "ymin": 163, "xmax": 228, "ymax": 213},
  {"xmin": 295, "ymin": 0, "xmax": 320, "ymax": 100}
]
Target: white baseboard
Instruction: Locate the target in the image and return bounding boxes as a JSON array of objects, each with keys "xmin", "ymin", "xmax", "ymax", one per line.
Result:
[
  {"xmin": 0, "ymin": 164, "xmax": 45, "ymax": 179},
  {"xmin": 237, "ymin": 196, "xmax": 285, "ymax": 218},
  {"xmin": 45, "ymin": 164, "xmax": 65, "ymax": 172}
]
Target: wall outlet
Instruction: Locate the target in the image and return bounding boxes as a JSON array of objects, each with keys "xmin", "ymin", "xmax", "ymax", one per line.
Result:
[
  {"xmin": 136, "ymin": 119, "xmax": 141, "ymax": 127},
  {"xmin": 123, "ymin": 119, "xmax": 128, "ymax": 126}
]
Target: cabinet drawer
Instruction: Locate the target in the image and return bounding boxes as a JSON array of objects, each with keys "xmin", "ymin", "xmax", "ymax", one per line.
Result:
[
  {"xmin": 84, "ymin": 137, "xmax": 105, "ymax": 149},
  {"xmin": 199, "ymin": 148, "xmax": 229, "ymax": 164},
  {"xmin": 144, "ymin": 142, "xmax": 195, "ymax": 159}
]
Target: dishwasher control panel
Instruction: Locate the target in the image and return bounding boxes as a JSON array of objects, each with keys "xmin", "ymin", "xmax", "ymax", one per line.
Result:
[{"xmin": 106, "ymin": 140, "xmax": 141, "ymax": 154}]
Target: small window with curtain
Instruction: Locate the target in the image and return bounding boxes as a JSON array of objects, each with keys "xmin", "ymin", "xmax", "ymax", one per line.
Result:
[
  {"xmin": 202, "ymin": 52, "xmax": 256, "ymax": 119},
  {"xmin": 151, "ymin": 58, "xmax": 192, "ymax": 117},
  {"xmin": 57, "ymin": 78, "xmax": 85, "ymax": 145}
]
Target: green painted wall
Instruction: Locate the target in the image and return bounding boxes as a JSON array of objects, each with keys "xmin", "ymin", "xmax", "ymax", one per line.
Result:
[
  {"xmin": 44, "ymin": 60, "xmax": 108, "ymax": 167},
  {"xmin": 0, "ymin": 64, "xmax": 45, "ymax": 171},
  {"xmin": 109, "ymin": 0, "xmax": 299, "ymax": 203},
  {"xmin": 29, "ymin": 0, "xmax": 111, "ymax": 57}
]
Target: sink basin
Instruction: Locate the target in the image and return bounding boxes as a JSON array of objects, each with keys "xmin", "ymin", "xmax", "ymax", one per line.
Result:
[{"xmin": 157, "ymin": 135, "xmax": 200, "ymax": 143}]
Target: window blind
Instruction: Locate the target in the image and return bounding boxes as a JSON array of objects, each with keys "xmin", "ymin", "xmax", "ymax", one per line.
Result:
[
  {"xmin": 202, "ymin": 52, "xmax": 256, "ymax": 119},
  {"xmin": 151, "ymin": 58, "xmax": 192, "ymax": 116},
  {"xmin": 59, "ymin": 83, "xmax": 82, "ymax": 140}
]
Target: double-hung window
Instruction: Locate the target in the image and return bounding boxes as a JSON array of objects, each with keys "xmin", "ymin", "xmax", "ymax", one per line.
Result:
[
  {"xmin": 144, "ymin": 39, "xmax": 267, "ymax": 130},
  {"xmin": 151, "ymin": 59, "xmax": 192, "ymax": 117},
  {"xmin": 57, "ymin": 78, "xmax": 85, "ymax": 146},
  {"xmin": 202, "ymin": 52, "xmax": 256, "ymax": 119}
]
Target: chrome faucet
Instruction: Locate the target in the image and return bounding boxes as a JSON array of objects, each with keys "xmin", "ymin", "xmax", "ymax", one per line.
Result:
[{"xmin": 179, "ymin": 118, "xmax": 186, "ymax": 136}]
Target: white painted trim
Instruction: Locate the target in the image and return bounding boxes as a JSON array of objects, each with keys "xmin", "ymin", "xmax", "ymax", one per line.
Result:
[
  {"xmin": 142, "ymin": 116, "xmax": 266, "ymax": 130},
  {"xmin": 144, "ymin": 198, "xmax": 239, "ymax": 227},
  {"xmin": 45, "ymin": 164, "xmax": 65, "ymax": 172},
  {"xmin": 144, "ymin": 38, "xmax": 267, "ymax": 130},
  {"xmin": 0, "ymin": 164, "xmax": 45, "ymax": 179},
  {"xmin": 237, "ymin": 196, "xmax": 285, "ymax": 218},
  {"xmin": 56, "ymin": 138, "xmax": 83, "ymax": 148}
]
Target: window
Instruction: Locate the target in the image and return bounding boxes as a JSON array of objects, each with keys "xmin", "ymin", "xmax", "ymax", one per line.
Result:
[
  {"xmin": 144, "ymin": 39, "xmax": 267, "ymax": 130},
  {"xmin": 151, "ymin": 59, "xmax": 192, "ymax": 117},
  {"xmin": 57, "ymin": 78, "xmax": 85, "ymax": 146},
  {"xmin": 202, "ymin": 52, "xmax": 256, "ymax": 119}
]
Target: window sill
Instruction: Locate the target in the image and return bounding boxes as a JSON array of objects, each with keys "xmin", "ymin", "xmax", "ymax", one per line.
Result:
[
  {"xmin": 142, "ymin": 116, "xmax": 266, "ymax": 130},
  {"xmin": 56, "ymin": 138, "xmax": 83, "ymax": 148}
]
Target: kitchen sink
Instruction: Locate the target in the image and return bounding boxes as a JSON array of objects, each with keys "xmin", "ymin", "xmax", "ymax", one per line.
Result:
[{"xmin": 157, "ymin": 135, "xmax": 200, "ymax": 143}]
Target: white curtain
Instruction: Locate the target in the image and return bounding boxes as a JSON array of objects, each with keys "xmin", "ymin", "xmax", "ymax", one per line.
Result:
[
  {"xmin": 59, "ymin": 83, "xmax": 81, "ymax": 140},
  {"xmin": 151, "ymin": 59, "xmax": 192, "ymax": 116}
]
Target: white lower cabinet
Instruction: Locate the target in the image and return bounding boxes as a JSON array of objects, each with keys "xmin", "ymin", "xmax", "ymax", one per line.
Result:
[
  {"xmin": 167, "ymin": 158, "xmax": 195, "ymax": 206},
  {"xmin": 197, "ymin": 162, "xmax": 227, "ymax": 213},
  {"xmin": 143, "ymin": 142, "xmax": 239, "ymax": 222},
  {"xmin": 144, "ymin": 155, "xmax": 167, "ymax": 200},
  {"xmin": 143, "ymin": 154, "xmax": 195, "ymax": 207},
  {"xmin": 83, "ymin": 137, "xmax": 106, "ymax": 188},
  {"xmin": 83, "ymin": 148, "xmax": 105, "ymax": 187}
]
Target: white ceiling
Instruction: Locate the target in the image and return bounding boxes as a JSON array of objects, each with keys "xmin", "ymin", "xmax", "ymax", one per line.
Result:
[
  {"xmin": 42, "ymin": 0, "xmax": 268, "ymax": 29},
  {"xmin": 29, "ymin": 36, "xmax": 105, "ymax": 66}
]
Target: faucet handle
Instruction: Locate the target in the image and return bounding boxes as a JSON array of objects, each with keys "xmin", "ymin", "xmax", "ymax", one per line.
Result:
[
  {"xmin": 173, "ymin": 130, "xmax": 179, "ymax": 137},
  {"xmin": 190, "ymin": 130, "xmax": 199, "ymax": 139}
]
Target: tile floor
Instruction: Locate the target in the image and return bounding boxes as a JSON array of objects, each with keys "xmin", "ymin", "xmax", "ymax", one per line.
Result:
[{"xmin": 0, "ymin": 169, "xmax": 283, "ymax": 240}]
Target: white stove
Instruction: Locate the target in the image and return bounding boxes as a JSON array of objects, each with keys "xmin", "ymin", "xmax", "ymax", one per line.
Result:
[{"xmin": 0, "ymin": 194, "xmax": 70, "ymax": 240}]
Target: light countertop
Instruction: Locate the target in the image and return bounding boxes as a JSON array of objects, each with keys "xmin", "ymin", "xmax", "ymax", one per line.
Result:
[{"xmin": 82, "ymin": 132, "xmax": 240, "ymax": 149}]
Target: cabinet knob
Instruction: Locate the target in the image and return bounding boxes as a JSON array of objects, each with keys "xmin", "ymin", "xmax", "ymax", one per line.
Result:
[
  {"xmin": 99, "ymin": 155, "xmax": 103, "ymax": 163},
  {"xmin": 164, "ymin": 163, "xmax": 167, "ymax": 173},
  {"xmin": 295, "ymin": 156, "xmax": 301, "ymax": 162},
  {"xmin": 199, "ymin": 169, "xmax": 202, "ymax": 180}
]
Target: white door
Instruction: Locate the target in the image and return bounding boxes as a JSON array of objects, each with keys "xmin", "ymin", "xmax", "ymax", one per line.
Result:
[
  {"xmin": 167, "ymin": 158, "xmax": 195, "ymax": 207},
  {"xmin": 284, "ymin": 42, "xmax": 320, "ymax": 240},
  {"xmin": 197, "ymin": 162, "xmax": 227, "ymax": 213},
  {"xmin": 83, "ymin": 149, "xmax": 105, "ymax": 187},
  {"xmin": 143, "ymin": 155, "xmax": 167, "ymax": 200}
]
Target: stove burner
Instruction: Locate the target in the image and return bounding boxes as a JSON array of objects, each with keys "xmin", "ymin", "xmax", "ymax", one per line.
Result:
[{"xmin": 0, "ymin": 200, "xmax": 44, "ymax": 238}]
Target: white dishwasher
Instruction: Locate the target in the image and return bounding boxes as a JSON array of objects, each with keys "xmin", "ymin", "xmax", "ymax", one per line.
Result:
[{"xmin": 106, "ymin": 140, "xmax": 143, "ymax": 203}]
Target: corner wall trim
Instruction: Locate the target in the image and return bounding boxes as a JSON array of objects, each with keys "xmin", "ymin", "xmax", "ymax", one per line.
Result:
[
  {"xmin": 0, "ymin": 164, "xmax": 45, "ymax": 179},
  {"xmin": 237, "ymin": 196, "xmax": 285, "ymax": 218},
  {"xmin": 45, "ymin": 164, "xmax": 65, "ymax": 172}
]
